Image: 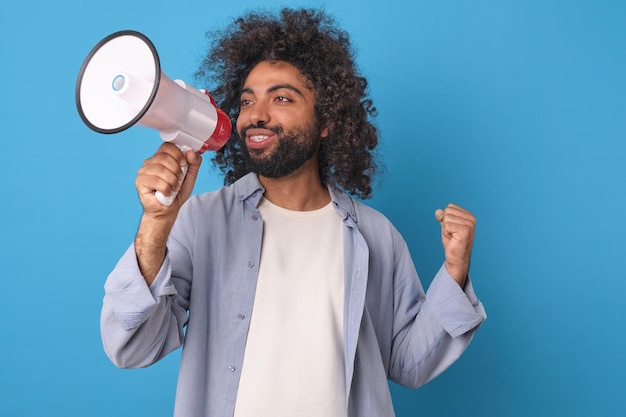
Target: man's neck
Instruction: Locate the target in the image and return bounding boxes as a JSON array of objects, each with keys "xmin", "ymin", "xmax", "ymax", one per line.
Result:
[{"xmin": 258, "ymin": 161, "xmax": 331, "ymax": 211}]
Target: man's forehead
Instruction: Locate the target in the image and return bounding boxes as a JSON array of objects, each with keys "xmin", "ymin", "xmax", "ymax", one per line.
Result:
[{"xmin": 242, "ymin": 61, "xmax": 314, "ymax": 94}]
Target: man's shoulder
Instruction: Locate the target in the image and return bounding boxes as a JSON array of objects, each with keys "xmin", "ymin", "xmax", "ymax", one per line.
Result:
[
  {"xmin": 331, "ymin": 190, "xmax": 397, "ymax": 235},
  {"xmin": 344, "ymin": 197, "xmax": 409, "ymax": 260},
  {"xmin": 352, "ymin": 198, "xmax": 386, "ymax": 220},
  {"xmin": 186, "ymin": 173, "xmax": 262, "ymax": 210},
  {"xmin": 186, "ymin": 185, "xmax": 234, "ymax": 210}
]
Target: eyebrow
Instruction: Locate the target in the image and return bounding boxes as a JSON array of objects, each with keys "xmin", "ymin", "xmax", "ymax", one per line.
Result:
[{"xmin": 241, "ymin": 84, "xmax": 306, "ymax": 98}]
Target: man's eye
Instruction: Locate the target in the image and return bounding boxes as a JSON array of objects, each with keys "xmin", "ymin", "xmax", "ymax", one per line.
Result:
[
  {"xmin": 275, "ymin": 96, "xmax": 291, "ymax": 102},
  {"xmin": 240, "ymin": 99, "xmax": 252, "ymax": 107}
]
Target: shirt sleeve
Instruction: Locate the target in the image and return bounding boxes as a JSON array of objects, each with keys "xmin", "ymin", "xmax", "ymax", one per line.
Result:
[
  {"xmin": 389, "ymin": 254, "xmax": 487, "ymax": 389},
  {"xmin": 100, "ymin": 243, "xmax": 190, "ymax": 369},
  {"xmin": 425, "ymin": 265, "xmax": 487, "ymax": 338}
]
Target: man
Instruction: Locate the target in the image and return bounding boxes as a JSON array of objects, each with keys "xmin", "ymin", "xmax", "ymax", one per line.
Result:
[{"xmin": 101, "ymin": 8, "xmax": 486, "ymax": 417}]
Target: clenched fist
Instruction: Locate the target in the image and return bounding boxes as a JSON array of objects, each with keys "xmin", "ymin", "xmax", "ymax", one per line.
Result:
[
  {"xmin": 434, "ymin": 203, "xmax": 476, "ymax": 287},
  {"xmin": 136, "ymin": 142, "xmax": 203, "ymax": 215}
]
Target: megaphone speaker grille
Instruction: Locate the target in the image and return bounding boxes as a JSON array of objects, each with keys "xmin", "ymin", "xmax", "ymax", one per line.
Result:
[{"xmin": 76, "ymin": 30, "xmax": 161, "ymax": 134}]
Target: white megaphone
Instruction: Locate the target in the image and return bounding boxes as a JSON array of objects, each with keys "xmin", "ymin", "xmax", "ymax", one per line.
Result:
[{"xmin": 76, "ymin": 30, "xmax": 231, "ymax": 206}]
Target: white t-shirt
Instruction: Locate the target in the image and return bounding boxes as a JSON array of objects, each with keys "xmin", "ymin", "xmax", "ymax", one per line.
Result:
[{"xmin": 233, "ymin": 198, "xmax": 346, "ymax": 417}]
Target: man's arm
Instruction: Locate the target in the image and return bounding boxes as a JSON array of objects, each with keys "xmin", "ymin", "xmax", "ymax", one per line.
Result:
[
  {"xmin": 99, "ymin": 143, "xmax": 202, "ymax": 368},
  {"xmin": 133, "ymin": 142, "xmax": 202, "ymax": 284},
  {"xmin": 388, "ymin": 204, "xmax": 484, "ymax": 388}
]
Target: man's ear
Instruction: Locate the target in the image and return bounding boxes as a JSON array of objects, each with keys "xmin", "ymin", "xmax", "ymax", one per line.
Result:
[{"xmin": 320, "ymin": 121, "xmax": 333, "ymax": 138}]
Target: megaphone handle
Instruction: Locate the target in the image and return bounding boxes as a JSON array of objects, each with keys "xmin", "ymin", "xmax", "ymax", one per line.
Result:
[{"xmin": 154, "ymin": 145, "xmax": 191, "ymax": 206}]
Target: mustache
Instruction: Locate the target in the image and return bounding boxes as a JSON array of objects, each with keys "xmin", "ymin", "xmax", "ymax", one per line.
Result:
[{"xmin": 240, "ymin": 124, "xmax": 283, "ymax": 138}]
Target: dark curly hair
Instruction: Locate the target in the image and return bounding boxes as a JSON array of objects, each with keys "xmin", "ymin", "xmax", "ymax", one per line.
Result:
[{"xmin": 195, "ymin": 8, "xmax": 379, "ymax": 199}]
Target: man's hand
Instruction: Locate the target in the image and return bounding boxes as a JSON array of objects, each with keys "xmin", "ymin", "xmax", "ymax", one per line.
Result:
[
  {"xmin": 136, "ymin": 142, "xmax": 203, "ymax": 216},
  {"xmin": 434, "ymin": 203, "xmax": 476, "ymax": 287}
]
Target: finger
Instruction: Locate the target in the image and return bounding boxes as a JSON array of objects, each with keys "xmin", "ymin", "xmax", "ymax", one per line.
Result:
[
  {"xmin": 442, "ymin": 214, "xmax": 476, "ymax": 230},
  {"xmin": 444, "ymin": 204, "xmax": 476, "ymax": 222},
  {"xmin": 183, "ymin": 148, "xmax": 202, "ymax": 170},
  {"xmin": 138, "ymin": 159, "xmax": 183, "ymax": 188},
  {"xmin": 434, "ymin": 208, "xmax": 445, "ymax": 223},
  {"xmin": 136, "ymin": 171, "xmax": 181, "ymax": 200},
  {"xmin": 159, "ymin": 142, "xmax": 187, "ymax": 162},
  {"xmin": 437, "ymin": 204, "xmax": 476, "ymax": 226},
  {"xmin": 441, "ymin": 220, "xmax": 474, "ymax": 240},
  {"xmin": 435, "ymin": 208, "xmax": 474, "ymax": 227},
  {"xmin": 177, "ymin": 151, "xmax": 203, "ymax": 199},
  {"xmin": 151, "ymin": 147, "xmax": 187, "ymax": 175}
]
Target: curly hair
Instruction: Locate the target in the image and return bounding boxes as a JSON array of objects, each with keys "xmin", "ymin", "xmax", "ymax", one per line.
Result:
[{"xmin": 195, "ymin": 8, "xmax": 379, "ymax": 199}]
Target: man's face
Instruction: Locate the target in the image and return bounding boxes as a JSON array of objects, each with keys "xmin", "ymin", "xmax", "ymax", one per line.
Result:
[{"xmin": 236, "ymin": 61, "xmax": 327, "ymax": 178}]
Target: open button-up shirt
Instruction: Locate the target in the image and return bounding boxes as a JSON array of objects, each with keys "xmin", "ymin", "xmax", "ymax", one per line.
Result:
[{"xmin": 101, "ymin": 173, "xmax": 486, "ymax": 417}]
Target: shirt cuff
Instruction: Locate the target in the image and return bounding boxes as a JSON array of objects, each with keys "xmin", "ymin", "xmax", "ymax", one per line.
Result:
[
  {"xmin": 425, "ymin": 263, "xmax": 487, "ymax": 338},
  {"xmin": 103, "ymin": 244, "xmax": 177, "ymax": 329}
]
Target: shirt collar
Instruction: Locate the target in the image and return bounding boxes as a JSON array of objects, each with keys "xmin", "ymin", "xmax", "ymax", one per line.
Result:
[
  {"xmin": 234, "ymin": 173, "xmax": 359, "ymax": 223},
  {"xmin": 329, "ymin": 186, "xmax": 359, "ymax": 224},
  {"xmin": 234, "ymin": 173, "xmax": 265, "ymax": 208}
]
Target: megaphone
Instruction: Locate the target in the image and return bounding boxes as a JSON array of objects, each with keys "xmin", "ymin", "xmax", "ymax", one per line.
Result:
[{"xmin": 76, "ymin": 30, "xmax": 231, "ymax": 205}]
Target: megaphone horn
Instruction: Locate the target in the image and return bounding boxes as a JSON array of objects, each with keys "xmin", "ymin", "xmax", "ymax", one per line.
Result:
[{"xmin": 76, "ymin": 30, "xmax": 232, "ymax": 205}]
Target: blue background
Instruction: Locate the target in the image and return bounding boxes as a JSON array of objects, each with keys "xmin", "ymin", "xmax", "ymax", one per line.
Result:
[{"xmin": 1, "ymin": 0, "xmax": 624, "ymax": 416}]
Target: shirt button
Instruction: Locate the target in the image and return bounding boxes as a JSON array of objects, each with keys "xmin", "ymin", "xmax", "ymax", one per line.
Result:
[
  {"xmin": 251, "ymin": 214, "xmax": 258, "ymax": 221},
  {"xmin": 228, "ymin": 365, "xmax": 236, "ymax": 372},
  {"xmin": 237, "ymin": 313, "xmax": 245, "ymax": 320},
  {"xmin": 247, "ymin": 261, "xmax": 254, "ymax": 268}
]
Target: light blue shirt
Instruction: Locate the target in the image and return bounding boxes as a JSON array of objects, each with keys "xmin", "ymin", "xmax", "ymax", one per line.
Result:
[{"xmin": 101, "ymin": 173, "xmax": 486, "ymax": 417}]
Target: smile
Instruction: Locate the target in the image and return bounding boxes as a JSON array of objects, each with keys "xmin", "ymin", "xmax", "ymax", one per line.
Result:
[{"xmin": 249, "ymin": 135, "xmax": 269, "ymax": 142}]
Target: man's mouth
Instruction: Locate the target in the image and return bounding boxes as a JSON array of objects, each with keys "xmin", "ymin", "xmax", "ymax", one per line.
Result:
[
  {"xmin": 249, "ymin": 135, "xmax": 270, "ymax": 143},
  {"xmin": 241, "ymin": 126, "xmax": 281, "ymax": 149}
]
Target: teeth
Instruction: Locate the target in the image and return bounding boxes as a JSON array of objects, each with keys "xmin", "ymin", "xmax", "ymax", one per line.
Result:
[{"xmin": 249, "ymin": 135, "xmax": 268, "ymax": 142}]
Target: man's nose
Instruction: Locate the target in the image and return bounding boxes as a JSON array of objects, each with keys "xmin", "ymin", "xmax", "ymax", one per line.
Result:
[{"xmin": 249, "ymin": 102, "xmax": 270, "ymax": 126}]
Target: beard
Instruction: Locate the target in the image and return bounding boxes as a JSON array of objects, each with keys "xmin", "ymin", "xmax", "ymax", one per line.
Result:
[{"xmin": 239, "ymin": 121, "xmax": 323, "ymax": 179}]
